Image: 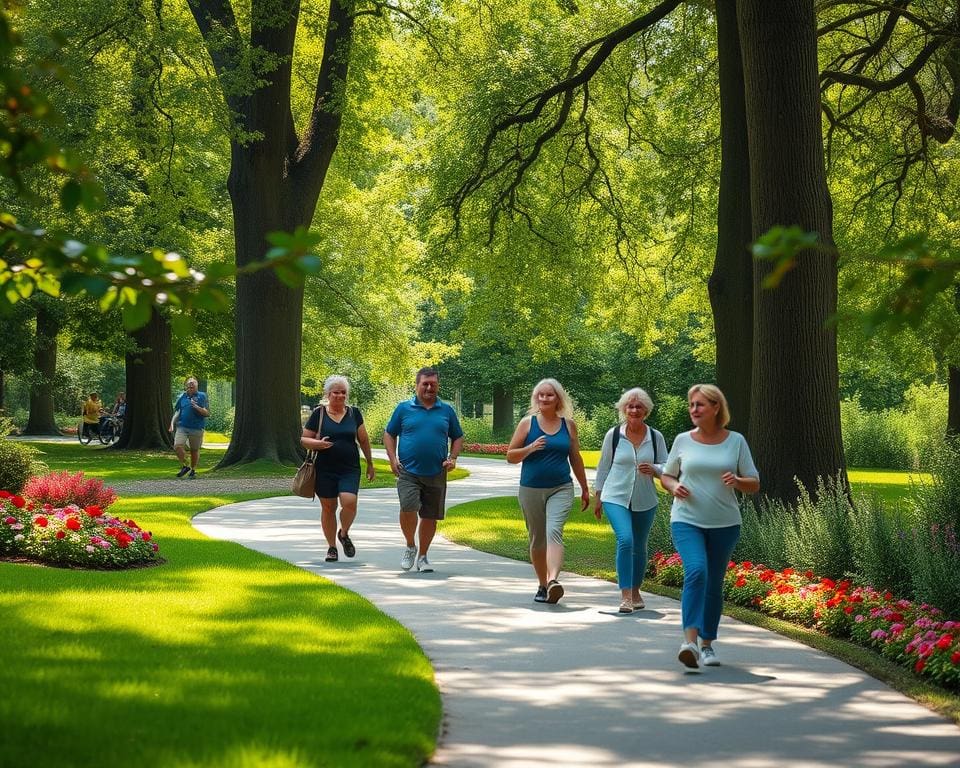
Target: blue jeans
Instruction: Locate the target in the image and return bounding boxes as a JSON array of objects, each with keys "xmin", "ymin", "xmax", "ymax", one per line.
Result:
[
  {"xmin": 670, "ymin": 521, "xmax": 740, "ymax": 641},
  {"xmin": 603, "ymin": 502, "xmax": 656, "ymax": 590}
]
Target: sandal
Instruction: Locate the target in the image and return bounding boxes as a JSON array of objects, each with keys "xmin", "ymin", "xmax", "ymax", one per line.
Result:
[
  {"xmin": 325, "ymin": 546, "xmax": 338, "ymax": 562},
  {"xmin": 337, "ymin": 529, "xmax": 356, "ymax": 558}
]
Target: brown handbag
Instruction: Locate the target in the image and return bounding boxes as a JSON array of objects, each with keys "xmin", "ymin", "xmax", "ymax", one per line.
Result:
[{"xmin": 292, "ymin": 450, "xmax": 317, "ymax": 498}]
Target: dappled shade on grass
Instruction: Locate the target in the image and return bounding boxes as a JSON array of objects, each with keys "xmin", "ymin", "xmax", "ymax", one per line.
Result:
[{"xmin": 0, "ymin": 494, "xmax": 440, "ymax": 767}]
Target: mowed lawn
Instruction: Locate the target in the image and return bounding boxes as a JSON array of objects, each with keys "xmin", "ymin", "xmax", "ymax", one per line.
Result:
[{"xmin": 2, "ymin": 444, "xmax": 445, "ymax": 767}]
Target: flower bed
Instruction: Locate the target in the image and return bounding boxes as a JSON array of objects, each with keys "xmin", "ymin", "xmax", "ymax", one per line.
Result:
[
  {"xmin": 463, "ymin": 442, "xmax": 509, "ymax": 455},
  {"xmin": 651, "ymin": 552, "xmax": 960, "ymax": 690},
  {"xmin": 0, "ymin": 489, "xmax": 160, "ymax": 569}
]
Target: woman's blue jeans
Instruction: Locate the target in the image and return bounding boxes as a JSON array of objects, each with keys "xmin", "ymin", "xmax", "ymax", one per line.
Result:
[
  {"xmin": 670, "ymin": 521, "xmax": 740, "ymax": 640},
  {"xmin": 603, "ymin": 502, "xmax": 656, "ymax": 590}
]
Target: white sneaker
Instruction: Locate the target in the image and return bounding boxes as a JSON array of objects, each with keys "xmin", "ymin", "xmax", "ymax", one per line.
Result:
[
  {"xmin": 678, "ymin": 642, "xmax": 700, "ymax": 669},
  {"xmin": 701, "ymin": 645, "xmax": 720, "ymax": 666},
  {"xmin": 400, "ymin": 545, "xmax": 417, "ymax": 571},
  {"xmin": 416, "ymin": 555, "xmax": 434, "ymax": 573}
]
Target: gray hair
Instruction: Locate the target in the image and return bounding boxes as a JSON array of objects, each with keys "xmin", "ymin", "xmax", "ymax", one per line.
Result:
[
  {"xmin": 323, "ymin": 375, "xmax": 351, "ymax": 399},
  {"xmin": 616, "ymin": 388, "xmax": 654, "ymax": 421}
]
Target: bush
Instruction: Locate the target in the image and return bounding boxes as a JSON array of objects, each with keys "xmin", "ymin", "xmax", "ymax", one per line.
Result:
[
  {"xmin": 841, "ymin": 397, "xmax": 916, "ymax": 469},
  {"xmin": 850, "ymin": 493, "xmax": 914, "ymax": 598},
  {"xmin": 734, "ymin": 496, "xmax": 790, "ymax": 570},
  {"xmin": 358, "ymin": 385, "xmax": 409, "ymax": 445},
  {"xmin": 205, "ymin": 405, "xmax": 234, "ymax": 435},
  {"xmin": 23, "ymin": 471, "xmax": 118, "ymax": 511},
  {"xmin": 460, "ymin": 417, "xmax": 495, "ymax": 444},
  {"xmin": 783, "ymin": 474, "xmax": 855, "ymax": 581},
  {"xmin": 650, "ymin": 394, "xmax": 690, "ymax": 447},
  {"xmin": 572, "ymin": 405, "xmax": 618, "ymax": 451},
  {"xmin": 0, "ymin": 436, "xmax": 45, "ymax": 494},
  {"xmin": 0, "ymin": 491, "xmax": 159, "ymax": 569},
  {"xmin": 912, "ymin": 437, "xmax": 960, "ymax": 533},
  {"xmin": 907, "ymin": 521, "xmax": 960, "ymax": 618}
]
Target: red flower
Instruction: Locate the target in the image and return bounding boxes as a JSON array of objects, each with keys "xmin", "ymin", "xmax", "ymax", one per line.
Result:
[
  {"xmin": 735, "ymin": 577, "xmax": 747, "ymax": 588},
  {"xmin": 0, "ymin": 490, "xmax": 9, "ymax": 499},
  {"xmin": 85, "ymin": 505, "xmax": 103, "ymax": 517},
  {"xmin": 65, "ymin": 517, "xmax": 82, "ymax": 531},
  {"xmin": 843, "ymin": 605, "xmax": 855, "ymax": 614},
  {"xmin": 951, "ymin": 651, "xmax": 960, "ymax": 665},
  {"xmin": 805, "ymin": 570, "xmax": 814, "ymax": 580},
  {"xmin": 915, "ymin": 659, "xmax": 926, "ymax": 673},
  {"xmin": 936, "ymin": 634, "xmax": 954, "ymax": 651},
  {"xmin": 884, "ymin": 592, "xmax": 893, "ymax": 601},
  {"xmin": 141, "ymin": 532, "xmax": 151, "ymax": 542},
  {"xmin": 11, "ymin": 496, "xmax": 25, "ymax": 509},
  {"xmin": 56, "ymin": 530, "xmax": 66, "ymax": 539},
  {"xmin": 3, "ymin": 516, "xmax": 15, "ymax": 524},
  {"xmin": 34, "ymin": 516, "xmax": 48, "ymax": 527},
  {"xmin": 742, "ymin": 561, "xmax": 753, "ymax": 570},
  {"xmin": 115, "ymin": 532, "xmax": 133, "ymax": 548},
  {"xmin": 821, "ymin": 577, "xmax": 836, "ymax": 590}
]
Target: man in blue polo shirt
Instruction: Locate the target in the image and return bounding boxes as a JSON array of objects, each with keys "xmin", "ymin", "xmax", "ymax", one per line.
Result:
[
  {"xmin": 384, "ymin": 367, "xmax": 464, "ymax": 573},
  {"xmin": 168, "ymin": 377, "xmax": 210, "ymax": 479}
]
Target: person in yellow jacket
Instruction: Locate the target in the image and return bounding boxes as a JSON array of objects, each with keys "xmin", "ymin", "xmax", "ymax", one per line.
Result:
[{"xmin": 82, "ymin": 392, "xmax": 103, "ymax": 439}]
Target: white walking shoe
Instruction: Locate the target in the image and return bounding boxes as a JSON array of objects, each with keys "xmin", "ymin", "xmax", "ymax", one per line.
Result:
[
  {"xmin": 400, "ymin": 545, "xmax": 417, "ymax": 571},
  {"xmin": 416, "ymin": 555, "xmax": 434, "ymax": 573},
  {"xmin": 678, "ymin": 642, "xmax": 700, "ymax": 669},
  {"xmin": 700, "ymin": 645, "xmax": 720, "ymax": 666}
]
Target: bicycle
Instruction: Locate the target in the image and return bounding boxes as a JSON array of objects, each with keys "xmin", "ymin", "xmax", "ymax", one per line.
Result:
[
  {"xmin": 77, "ymin": 421, "xmax": 97, "ymax": 445},
  {"xmin": 98, "ymin": 415, "xmax": 123, "ymax": 445}
]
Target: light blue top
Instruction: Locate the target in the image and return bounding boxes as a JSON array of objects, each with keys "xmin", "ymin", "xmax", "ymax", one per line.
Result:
[
  {"xmin": 662, "ymin": 430, "xmax": 759, "ymax": 528},
  {"xmin": 594, "ymin": 424, "xmax": 669, "ymax": 512},
  {"xmin": 174, "ymin": 391, "xmax": 208, "ymax": 431},
  {"xmin": 519, "ymin": 416, "xmax": 573, "ymax": 488},
  {"xmin": 385, "ymin": 396, "xmax": 464, "ymax": 477}
]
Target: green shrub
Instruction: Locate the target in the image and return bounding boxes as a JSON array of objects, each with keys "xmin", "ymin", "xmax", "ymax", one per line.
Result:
[
  {"xmin": 572, "ymin": 404, "xmax": 618, "ymax": 451},
  {"xmin": 902, "ymin": 382, "xmax": 948, "ymax": 466},
  {"xmin": 205, "ymin": 405, "xmax": 234, "ymax": 435},
  {"xmin": 911, "ymin": 436, "xmax": 960, "ymax": 532},
  {"xmin": 358, "ymin": 385, "xmax": 409, "ymax": 445},
  {"xmin": 0, "ymin": 436, "xmax": 44, "ymax": 493},
  {"xmin": 460, "ymin": 417, "xmax": 495, "ymax": 444},
  {"xmin": 841, "ymin": 397, "xmax": 916, "ymax": 469},
  {"xmin": 907, "ymin": 520, "xmax": 960, "ymax": 617},
  {"xmin": 849, "ymin": 493, "xmax": 914, "ymax": 597},
  {"xmin": 733, "ymin": 496, "xmax": 790, "ymax": 570},
  {"xmin": 650, "ymin": 393, "xmax": 689, "ymax": 447},
  {"xmin": 783, "ymin": 474, "xmax": 855, "ymax": 580}
]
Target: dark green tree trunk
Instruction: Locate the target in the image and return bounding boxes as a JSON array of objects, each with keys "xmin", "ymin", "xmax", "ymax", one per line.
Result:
[
  {"xmin": 492, "ymin": 384, "xmax": 514, "ymax": 435},
  {"xmin": 739, "ymin": 0, "xmax": 846, "ymax": 502},
  {"xmin": 23, "ymin": 300, "xmax": 61, "ymax": 435},
  {"xmin": 948, "ymin": 365, "xmax": 960, "ymax": 436},
  {"xmin": 189, "ymin": 0, "xmax": 356, "ymax": 467},
  {"xmin": 114, "ymin": 307, "xmax": 173, "ymax": 450},
  {"xmin": 708, "ymin": 0, "xmax": 754, "ymax": 432}
]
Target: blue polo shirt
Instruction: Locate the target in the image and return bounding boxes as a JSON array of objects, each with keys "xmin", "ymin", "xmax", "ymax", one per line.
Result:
[
  {"xmin": 385, "ymin": 396, "xmax": 464, "ymax": 476},
  {"xmin": 174, "ymin": 391, "xmax": 208, "ymax": 430}
]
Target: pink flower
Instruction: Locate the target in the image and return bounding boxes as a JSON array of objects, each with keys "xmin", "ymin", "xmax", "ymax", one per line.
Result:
[{"xmin": 85, "ymin": 545, "xmax": 96, "ymax": 554}]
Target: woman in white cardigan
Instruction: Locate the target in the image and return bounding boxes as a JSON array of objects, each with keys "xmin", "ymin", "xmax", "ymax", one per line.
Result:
[{"xmin": 594, "ymin": 388, "xmax": 668, "ymax": 614}]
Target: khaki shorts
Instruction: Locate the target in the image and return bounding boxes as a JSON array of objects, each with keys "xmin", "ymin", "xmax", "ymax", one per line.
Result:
[
  {"xmin": 397, "ymin": 469, "xmax": 447, "ymax": 520},
  {"xmin": 518, "ymin": 482, "xmax": 573, "ymax": 550},
  {"xmin": 174, "ymin": 428, "xmax": 204, "ymax": 451}
]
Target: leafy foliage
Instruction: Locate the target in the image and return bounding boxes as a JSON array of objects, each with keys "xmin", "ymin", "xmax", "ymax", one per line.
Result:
[
  {"xmin": 0, "ymin": 437, "xmax": 43, "ymax": 493},
  {"xmin": 23, "ymin": 470, "xmax": 117, "ymax": 510}
]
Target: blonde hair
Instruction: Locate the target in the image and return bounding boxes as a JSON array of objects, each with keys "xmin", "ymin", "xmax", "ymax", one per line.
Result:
[
  {"xmin": 688, "ymin": 384, "xmax": 730, "ymax": 428},
  {"xmin": 616, "ymin": 388, "xmax": 654, "ymax": 421},
  {"xmin": 526, "ymin": 378, "xmax": 574, "ymax": 418}
]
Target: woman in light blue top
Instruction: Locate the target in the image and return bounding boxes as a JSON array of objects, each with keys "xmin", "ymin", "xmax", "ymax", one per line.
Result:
[
  {"xmin": 660, "ymin": 384, "xmax": 760, "ymax": 670},
  {"xmin": 594, "ymin": 388, "xmax": 669, "ymax": 614},
  {"xmin": 507, "ymin": 379, "xmax": 590, "ymax": 605}
]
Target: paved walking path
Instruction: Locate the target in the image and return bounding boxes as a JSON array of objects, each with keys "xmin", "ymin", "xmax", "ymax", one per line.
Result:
[{"xmin": 193, "ymin": 456, "xmax": 960, "ymax": 768}]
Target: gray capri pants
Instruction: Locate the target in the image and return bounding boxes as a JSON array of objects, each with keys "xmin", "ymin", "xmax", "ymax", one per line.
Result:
[{"xmin": 517, "ymin": 482, "xmax": 574, "ymax": 550}]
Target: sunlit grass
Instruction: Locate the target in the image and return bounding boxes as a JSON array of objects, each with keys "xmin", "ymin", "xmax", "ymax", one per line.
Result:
[{"xmin": 0, "ymin": 493, "xmax": 440, "ymax": 767}]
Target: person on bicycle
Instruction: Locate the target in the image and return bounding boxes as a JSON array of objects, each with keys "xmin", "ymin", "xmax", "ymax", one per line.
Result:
[
  {"xmin": 99, "ymin": 392, "xmax": 126, "ymax": 431},
  {"xmin": 82, "ymin": 393, "xmax": 102, "ymax": 440}
]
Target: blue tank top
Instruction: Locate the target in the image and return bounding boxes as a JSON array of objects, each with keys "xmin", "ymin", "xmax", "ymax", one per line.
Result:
[{"xmin": 519, "ymin": 416, "xmax": 573, "ymax": 488}]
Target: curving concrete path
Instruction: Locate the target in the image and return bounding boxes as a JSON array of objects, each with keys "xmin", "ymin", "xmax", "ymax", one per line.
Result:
[{"xmin": 193, "ymin": 455, "xmax": 960, "ymax": 768}]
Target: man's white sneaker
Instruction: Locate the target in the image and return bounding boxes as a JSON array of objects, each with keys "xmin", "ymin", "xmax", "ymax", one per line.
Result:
[
  {"xmin": 416, "ymin": 555, "xmax": 434, "ymax": 573},
  {"xmin": 700, "ymin": 645, "xmax": 720, "ymax": 666},
  {"xmin": 678, "ymin": 642, "xmax": 700, "ymax": 669},
  {"xmin": 401, "ymin": 546, "xmax": 417, "ymax": 571}
]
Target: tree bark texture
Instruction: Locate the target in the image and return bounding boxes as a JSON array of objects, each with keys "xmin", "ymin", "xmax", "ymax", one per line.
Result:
[
  {"xmin": 23, "ymin": 301, "xmax": 61, "ymax": 435},
  {"xmin": 114, "ymin": 308, "xmax": 173, "ymax": 450},
  {"xmin": 738, "ymin": 0, "xmax": 846, "ymax": 502},
  {"xmin": 189, "ymin": 0, "xmax": 355, "ymax": 467},
  {"xmin": 492, "ymin": 384, "xmax": 514, "ymax": 435},
  {"xmin": 708, "ymin": 0, "xmax": 754, "ymax": 433},
  {"xmin": 948, "ymin": 365, "xmax": 960, "ymax": 436}
]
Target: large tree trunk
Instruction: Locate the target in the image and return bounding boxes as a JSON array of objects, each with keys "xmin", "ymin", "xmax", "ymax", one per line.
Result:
[
  {"xmin": 23, "ymin": 301, "xmax": 61, "ymax": 435},
  {"xmin": 114, "ymin": 307, "xmax": 173, "ymax": 450},
  {"xmin": 708, "ymin": 0, "xmax": 754, "ymax": 432},
  {"xmin": 189, "ymin": 0, "xmax": 355, "ymax": 468},
  {"xmin": 738, "ymin": 0, "xmax": 846, "ymax": 502},
  {"xmin": 948, "ymin": 365, "xmax": 960, "ymax": 436},
  {"xmin": 492, "ymin": 384, "xmax": 514, "ymax": 435}
]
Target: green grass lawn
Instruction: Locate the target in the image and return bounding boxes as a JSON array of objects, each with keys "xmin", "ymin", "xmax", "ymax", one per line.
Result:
[
  {"xmin": 0, "ymin": 492, "xmax": 441, "ymax": 767},
  {"xmin": 25, "ymin": 442, "xmax": 453, "ymax": 489}
]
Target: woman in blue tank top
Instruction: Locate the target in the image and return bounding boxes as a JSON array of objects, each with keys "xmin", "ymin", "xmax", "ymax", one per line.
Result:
[{"xmin": 507, "ymin": 378, "xmax": 591, "ymax": 604}]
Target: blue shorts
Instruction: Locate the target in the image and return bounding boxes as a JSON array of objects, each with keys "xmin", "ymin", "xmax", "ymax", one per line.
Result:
[{"xmin": 315, "ymin": 470, "xmax": 361, "ymax": 498}]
